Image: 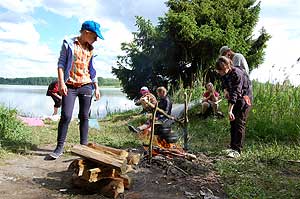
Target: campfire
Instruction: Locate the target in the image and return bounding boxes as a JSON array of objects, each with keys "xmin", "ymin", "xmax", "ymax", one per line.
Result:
[
  {"xmin": 156, "ymin": 137, "xmax": 177, "ymax": 149},
  {"xmin": 140, "ymin": 128, "xmax": 196, "ymax": 161}
]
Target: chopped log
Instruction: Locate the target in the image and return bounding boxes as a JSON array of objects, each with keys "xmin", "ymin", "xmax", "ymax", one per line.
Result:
[
  {"xmin": 126, "ymin": 153, "xmax": 141, "ymax": 165},
  {"xmin": 117, "ymin": 174, "xmax": 132, "ymax": 189},
  {"xmin": 72, "ymin": 176, "xmax": 124, "ymax": 199},
  {"xmin": 125, "ymin": 165, "xmax": 134, "ymax": 173},
  {"xmin": 71, "ymin": 145, "xmax": 127, "ymax": 174},
  {"xmin": 84, "ymin": 166, "xmax": 117, "ymax": 182},
  {"xmin": 98, "ymin": 177, "xmax": 124, "ymax": 199},
  {"xmin": 72, "ymin": 175, "xmax": 89, "ymax": 188},
  {"xmin": 82, "ymin": 167, "xmax": 101, "ymax": 182},
  {"xmin": 87, "ymin": 143, "xmax": 129, "ymax": 159},
  {"xmin": 68, "ymin": 159, "xmax": 87, "ymax": 176}
]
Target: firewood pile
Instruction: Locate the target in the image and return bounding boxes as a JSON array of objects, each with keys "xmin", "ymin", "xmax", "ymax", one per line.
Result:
[{"xmin": 68, "ymin": 143, "xmax": 140, "ymax": 199}]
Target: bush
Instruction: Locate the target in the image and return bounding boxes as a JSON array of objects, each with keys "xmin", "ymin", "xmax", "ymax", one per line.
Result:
[
  {"xmin": 247, "ymin": 81, "xmax": 300, "ymax": 142},
  {"xmin": 0, "ymin": 106, "xmax": 34, "ymax": 152}
]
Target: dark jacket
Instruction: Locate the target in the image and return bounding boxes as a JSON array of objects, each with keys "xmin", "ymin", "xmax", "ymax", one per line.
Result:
[
  {"xmin": 221, "ymin": 67, "xmax": 252, "ymax": 110},
  {"xmin": 157, "ymin": 95, "xmax": 172, "ymax": 120}
]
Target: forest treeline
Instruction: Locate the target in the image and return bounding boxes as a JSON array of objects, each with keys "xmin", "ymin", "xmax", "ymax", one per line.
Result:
[{"xmin": 0, "ymin": 77, "xmax": 120, "ymax": 87}]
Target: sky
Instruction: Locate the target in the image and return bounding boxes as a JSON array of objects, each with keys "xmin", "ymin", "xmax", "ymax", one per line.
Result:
[{"xmin": 0, "ymin": 0, "xmax": 300, "ymax": 85}]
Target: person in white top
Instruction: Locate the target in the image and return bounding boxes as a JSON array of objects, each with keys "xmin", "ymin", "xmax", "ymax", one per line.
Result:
[{"xmin": 219, "ymin": 46, "xmax": 249, "ymax": 75}]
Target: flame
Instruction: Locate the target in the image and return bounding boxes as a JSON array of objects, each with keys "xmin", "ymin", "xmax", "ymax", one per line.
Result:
[
  {"xmin": 156, "ymin": 137, "xmax": 175, "ymax": 149},
  {"xmin": 139, "ymin": 128, "xmax": 185, "ymax": 158}
]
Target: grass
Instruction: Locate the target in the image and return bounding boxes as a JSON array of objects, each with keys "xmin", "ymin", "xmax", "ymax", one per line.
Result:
[
  {"xmin": 29, "ymin": 109, "xmax": 143, "ymax": 151},
  {"xmin": 215, "ymin": 142, "xmax": 300, "ymax": 199},
  {"xmin": 0, "ymin": 106, "xmax": 36, "ymax": 156},
  {"xmin": 1, "ymin": 80, "xmax": 300, "ymax": 198},
  {"xmin": 185, "ymin": 81, "xmax": 300, "ymax": 199}
]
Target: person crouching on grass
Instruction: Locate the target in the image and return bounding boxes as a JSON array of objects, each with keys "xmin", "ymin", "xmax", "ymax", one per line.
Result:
[
  {"xmin": 47, "ymin": 20, "xmax": 103, "ymax": 160},
  {"xmin": 215, "ymin": 56, "xmax": 252, "ymax": 158},
  {"xmin": 46, "ymin": 80, "xmax": 62, "ymax": 115},
  {"xmin": 201, "ymin": 82, "xmax": 220, "ymax": 118}
]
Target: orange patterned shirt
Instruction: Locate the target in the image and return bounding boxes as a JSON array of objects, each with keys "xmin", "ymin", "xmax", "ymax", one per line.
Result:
[{"xmin": 66, "ymin": 40, "xmax": 93, "ymax": 87}]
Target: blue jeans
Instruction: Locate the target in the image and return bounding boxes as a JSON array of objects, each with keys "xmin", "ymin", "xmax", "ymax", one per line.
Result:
[{"xmin": 56, "ymin": 84, "xmax": 93, "ymax": 149}]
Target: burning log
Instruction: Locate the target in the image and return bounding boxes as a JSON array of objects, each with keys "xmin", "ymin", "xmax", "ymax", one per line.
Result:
[{"xmin": 152, "ymin": 146, "xmax": 196, "ymax": 161}]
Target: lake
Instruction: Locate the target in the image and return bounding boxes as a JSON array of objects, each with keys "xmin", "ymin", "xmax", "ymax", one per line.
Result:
[{"xmin": 0, "ymin": 85, "xmax": 137, "ymax": 118}]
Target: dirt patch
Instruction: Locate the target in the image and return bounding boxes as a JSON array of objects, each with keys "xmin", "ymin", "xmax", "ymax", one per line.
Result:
[{"xmin": 0, "ymin": 145, "xmax": 226, "ymax": 199}]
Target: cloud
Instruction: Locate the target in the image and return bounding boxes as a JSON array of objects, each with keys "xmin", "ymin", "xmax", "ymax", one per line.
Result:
[
  {"xmin": 38, "ymin": 0, "xmax": 167, "ymax": 78},
  {"xmin": 4, "ymin": 0, "xmax": 299, "ymax": 84},
  {"xmin": 251, "ymin": 1, "xmax": 300, "ymax": 85},
  {"xmin": 0, "ymin": 21, "xmax": 57, "ymax": 78},
  {"xmin": 92, "ymin": 19, "xmax": 134, "ymax": 78},
  {"xmin": 0, "ymin": 22, "xmax": 40, "ymax": 43},
  {"xmin": 42, "ymin": 0, "xmax": 99, "ymax": 19},
  {"xmin": 42, "ymin": 0, "xmax": 167, "ymax": 29},
  {"xmin": 0, "ymin": 0, "xmax": 41, "ymax": 14},
  {"xmin": 260, "ymin": 0, "xmax": 299, "ymax": 7},
  {"xmin": 98, "ymin": 0, "xmax": 168, "ymax": 29},
  {"xmin": 0, "ymin": 0, "xmax": 168, "ymax": 78}
]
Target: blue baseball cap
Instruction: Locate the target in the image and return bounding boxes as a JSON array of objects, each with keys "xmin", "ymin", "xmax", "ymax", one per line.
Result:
[{"xmin": 81, "ymin": 20, "xmax": 104, "ymax": 40}]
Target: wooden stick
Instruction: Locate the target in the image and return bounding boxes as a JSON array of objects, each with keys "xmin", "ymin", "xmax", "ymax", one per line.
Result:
[
  {"xmin": 142, "ymin": 100, "xmax": 183, "ymax": 124},
  {"xmin": 173, "ymin": 165, "xmax": 189, "ymax": 176},
  {"xmin": 183, "ymin": 92, "xmax": 189, "ymax": 150},
  {"xmin": 149, "ymin": 103, "xmax": 158, "ymax": 163}
]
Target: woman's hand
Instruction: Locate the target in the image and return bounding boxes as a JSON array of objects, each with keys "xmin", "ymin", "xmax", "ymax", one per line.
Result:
[
  {"xmin": 59, "ymin": 82, "xmax": 68, "ymax": 96},
  {"xmin": 228, "ymin": 103, "xmax": 235, "ymax": 121},
  {"xmin": 228, "ymin": 111, "xmax": 235, "ymax": 121},
  {"xmin": 94, "ymin": 89, "xmax": 100, "ymax": 101}
]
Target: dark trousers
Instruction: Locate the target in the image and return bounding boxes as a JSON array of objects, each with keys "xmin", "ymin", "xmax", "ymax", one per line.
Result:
[
  {"xmin": 50, "ymin": 94, "xmax": 62, "ymax": 108},
  {"xmin": 230, "ymin": 106, "xmax": 251, "ymax": 153},
  {"xmin": 57, "ymin": 84, "xmax": 93, "ymax": 148}
]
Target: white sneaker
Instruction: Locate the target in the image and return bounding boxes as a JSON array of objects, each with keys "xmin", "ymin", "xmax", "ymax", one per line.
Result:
[
  {"xmin": 222, "ymin": 149, "xmax": 234, "ymax": 154},
  {"xmin": 227, "ymin": 150, "xmax": 240, "ymax": 158}
]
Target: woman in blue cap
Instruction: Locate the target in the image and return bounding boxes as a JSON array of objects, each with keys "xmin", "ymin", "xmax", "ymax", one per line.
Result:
[{"xmin": 48, "ymin": 20, "xmax": 104, "ymax": 159}]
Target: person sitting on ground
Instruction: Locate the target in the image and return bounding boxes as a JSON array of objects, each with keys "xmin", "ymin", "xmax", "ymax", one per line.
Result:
[
  {"xmin": 128, "ymin": 87, "xmax": 157, "ymax": 133},
  {"xmin": 134, "ymin": 86, "xmax": 157, "ymax": 112},
  {"xmin": 129, "ymin": 86, "xmax": 173, "ymax": 133},
  {"xmin": 46, "ymin": 80, "xmax": 62, "ymax": 115},
  {"xmin": 200, "ymin": 82, "xmax": 222, "ymax": 118}
]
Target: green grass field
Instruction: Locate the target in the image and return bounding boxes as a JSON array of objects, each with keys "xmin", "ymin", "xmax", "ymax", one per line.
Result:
[{"xmin": 1, "ymin": 81, "xmax": 300, "ymax": 198}]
